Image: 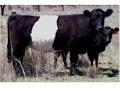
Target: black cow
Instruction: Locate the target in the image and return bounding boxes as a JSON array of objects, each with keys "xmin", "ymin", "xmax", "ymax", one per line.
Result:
[
  {"xmin": 87, "ymin": 26, "xmax": 119, "ymax": 68},
  {"xmin": 7, "ymin": 14, "xmax": 39, "ymax": 76},
  {"xmin": 53, "ymin": 9, "xmax": 113, "ymax": 75},
  {"xmin": 54, "ymin": 26, "xmax": 119, "ymax": 70}
]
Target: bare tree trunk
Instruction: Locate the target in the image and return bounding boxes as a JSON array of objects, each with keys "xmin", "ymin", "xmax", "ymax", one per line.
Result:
[
  {"xmin": 61, "ymin": 5, "xmax": 64, "ymax": 11},
  {"xmin": 0, "ymin": 5, "xmax": 6, "ymax": 16},
  {"xmin": 37, "ymin": 5, "xmax": 40, "ymax": 12}
]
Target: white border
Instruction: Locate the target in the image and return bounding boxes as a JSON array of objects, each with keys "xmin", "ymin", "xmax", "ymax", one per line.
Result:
[
  {"xmin": 119, "ymin": 4, "xmax": 120, "ymax": 81},
  {"xmin": 0, "ymin": 0, "xmax": 120, "ymax": 90},
  {"xmin": 0, "ymin": 83, "xmax": 120, "ymax": 90},
  {"xmin": 0, "ymin": 0, "xmax": 119, "ymax": 5}
]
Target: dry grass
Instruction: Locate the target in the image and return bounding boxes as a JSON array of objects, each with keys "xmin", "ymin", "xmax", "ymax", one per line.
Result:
[
  {"xmin": 23, "ymin": 41, "xmax": 53, "ymax": 77},
  {"xmin": 0, "ymin": 34, "xmax": 119, "ymax": 81},
  {"xmin": 23, "ymin": 40, "xmax": 69, "ymax": 77},
  {"xmin": 21, "ymin": 39, "xmax": 119, "ymax": 81},
  {"xmin": 0, "ymin": 33, "xmax": 119, "ymax": 82},
  {"xmin": 0, "ymin": 16, "xmax": 8, "ymax": 34},
  {"xmin": 0, "ymin": 34, "xmax": 15, "ymax": 82}
]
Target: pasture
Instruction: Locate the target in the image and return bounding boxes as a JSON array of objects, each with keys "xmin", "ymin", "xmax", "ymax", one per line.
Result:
[{"xmin": 0, "ymin": 10, "xmax": 119, "ymax": 82}]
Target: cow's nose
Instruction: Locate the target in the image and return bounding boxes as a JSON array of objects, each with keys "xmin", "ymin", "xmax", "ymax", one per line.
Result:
[{"xmin": 97, "ymin": 26, "xmax": 102, "ymax": 31}]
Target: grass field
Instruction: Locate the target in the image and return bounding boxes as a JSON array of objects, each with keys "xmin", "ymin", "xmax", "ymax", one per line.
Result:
[{"xmin": 0, "ymin": 10, "xmax": 119, "ymax": 82}]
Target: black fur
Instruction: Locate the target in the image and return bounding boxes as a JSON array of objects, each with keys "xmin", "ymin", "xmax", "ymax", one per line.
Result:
[{"xmin": 7, "ymin": 15, "xmax": 39, "ymax": 76}]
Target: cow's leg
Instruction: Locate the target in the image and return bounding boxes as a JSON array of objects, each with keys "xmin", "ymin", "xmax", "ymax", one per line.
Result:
[
  {"xmin": 94, "ymin": 53, "xmax": 99, "ymax": 73},
  {"xmin": 54, "ymin": 51, "xmax": 60, "ymax": 69},
  {"xmin": 13, "ymin": 56, "xmax": 25, "ymax": 77},
  {"xmin": 12, "ymin": 57, "xmax": 25, "ymax": 77},
  {"xmin": 94, "ymin": 54, "xmax": 99, "ymax": 68},
  {"xmin": 88, "ymin": 52, "xmax": 94, "ymax": 66},
  {"xmin": 88, "ymin": 52, "xmax": 98, "ymax": 77},
  {"xmin": 13, "ymin": 34, "xmax": 32, "ymax": 77},
  {"xmin": 90, "ymin": 57, "xmax": 94, "ymax": 67},
  {"xmin": 61, "ymin": 50, "xmax": 69, "ymax": 69},
  {"xmin": 69, "ymin": 48, "xmax": 80, "ymax": 76},
  {"xmin": 12, "ymin": 45, "xmax": 25, "ymax": 77}
]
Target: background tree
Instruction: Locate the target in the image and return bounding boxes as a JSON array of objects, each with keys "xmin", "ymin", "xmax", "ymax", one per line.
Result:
[
  {"xmin": 33, "ymin": 5, "xmax": 40, "ymax": 12},
  {"xmin": 0, "ymin": 5, "xmax": 6, "ymax": 16},
  {"xmin": 37, "ymin": 5, "xmax": 40, "ymax": 12},
  {"xmin": 61, "ymin": 5, "xmax": 64, "ymax": 11}
]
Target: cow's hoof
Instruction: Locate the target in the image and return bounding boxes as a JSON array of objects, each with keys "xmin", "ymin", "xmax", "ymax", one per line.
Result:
[
  {"xmin": 75, "ymin": 69, "xmax": 83, "ymax": 76},
  {"xmin": 64, "ymin": 66, "xmax": 70, "ymax": 70},
  {"xmin": 69, "ymin": 71, "xmax": 75, "ymax": 76},
  {"xmin": 69, "ymin": 67, "xmax": 75, "ymax": 76},
  {"xmin": 65, "ymin": 67, "xmax": 70, "ymax": 70},
  {"xmin": 69, "ymin": 68, "xmax": 83, "ymax": 76}
]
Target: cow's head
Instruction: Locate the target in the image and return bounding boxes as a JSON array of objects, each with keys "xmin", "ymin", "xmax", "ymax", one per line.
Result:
[
  {"xmin": 94, "ymin": 26, "xmax": 119, "ymax": 51},
  {"xmin": 101, "ymin": 26, "xmax": 119, "ymax": 45},
  {"xmin": 84, "ymin": 9, "xmax": 113, "ymax": 31}
]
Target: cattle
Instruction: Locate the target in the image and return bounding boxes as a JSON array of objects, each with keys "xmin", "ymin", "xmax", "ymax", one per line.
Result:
[
  {"xmin": 53, "ymin": 9, "xmax": 113, "ymax": 75},
  {"xmin": 7, "ymin": 14, "xmax": 39, "ymax": 76},
  {"xmin": 87, "ymin": 26, "xmax": 119, "ymax": 68},
  {"xmin": 54, "ymin": 26, "xmax": 119, "ymax": 70}
]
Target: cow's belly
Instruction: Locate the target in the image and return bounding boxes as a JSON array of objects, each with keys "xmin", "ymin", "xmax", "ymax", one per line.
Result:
[{"xmin": 31, "ymin": 15, "xmax": 58, "ymax": 41}]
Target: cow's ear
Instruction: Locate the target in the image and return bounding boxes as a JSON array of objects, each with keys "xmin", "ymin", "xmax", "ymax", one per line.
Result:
[
  {"xmin": 112, "ymin": 27, "xmax": 119, "ymax": 34},
  {"xmin": 105, "ymin": 9, "xmax": 113, "ymax": 17},
  {"xmin": 84, "ymin": 10, "xmax": 91, "ymax": 17}
]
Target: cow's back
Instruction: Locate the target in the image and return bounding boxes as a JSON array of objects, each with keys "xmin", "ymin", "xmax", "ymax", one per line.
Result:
[
  {"xmin": 53, "ymin": 14, "xmax": 95, "ymax": 51},
  {"xmin": 7, "ymin": 15, "xmax": 39, "ymax": 61}
]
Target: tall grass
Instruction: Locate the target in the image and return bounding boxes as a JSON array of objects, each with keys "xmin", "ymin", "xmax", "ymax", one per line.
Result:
[
  {"xmin": 0, "ymin": 34, "xmax": 119, "ymax": 81},
  {"xmin": 23, "ymin": 40, "xmax": 54, "ymax": 77},
  {"xmin": 0, "ymin": 34, "xmax": 15, "ymax": 81}
]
